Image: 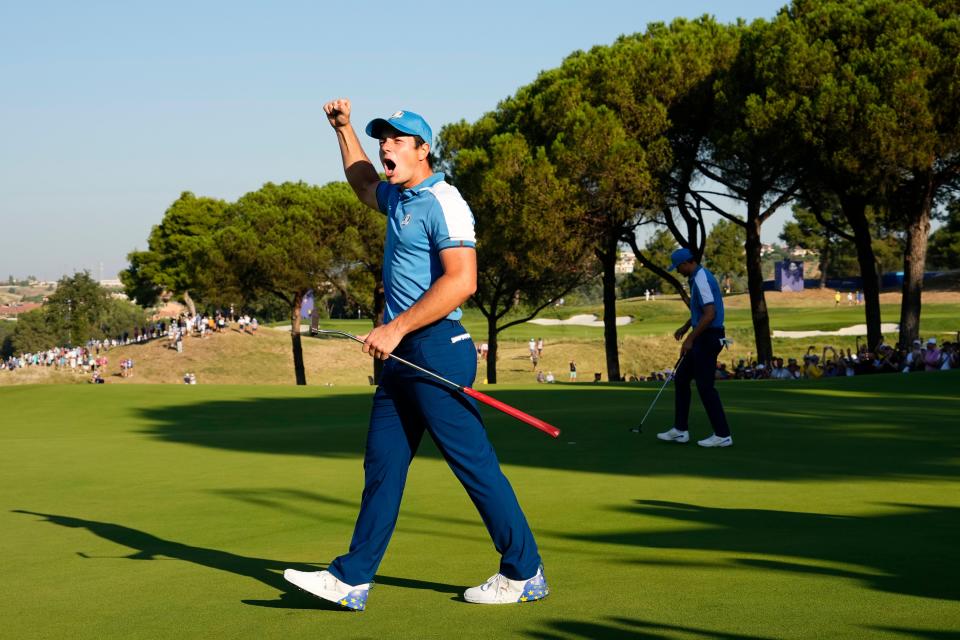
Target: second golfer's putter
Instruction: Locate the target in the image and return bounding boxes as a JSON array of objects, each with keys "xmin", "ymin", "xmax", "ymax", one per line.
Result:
[{"xmin": 630, "ymin": 353, "xmax": 685, "ymax": 434}]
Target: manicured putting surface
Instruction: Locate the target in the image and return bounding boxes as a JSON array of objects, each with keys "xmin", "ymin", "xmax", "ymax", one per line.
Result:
[{"xmin": 2, "ymin": 374, "xmax": 958, "ymax": 639}]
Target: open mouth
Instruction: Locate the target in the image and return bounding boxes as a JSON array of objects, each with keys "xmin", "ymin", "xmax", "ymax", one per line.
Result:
[{"xmin": 383, "ymin": 158, "xmax": 396, "ymax": 177}]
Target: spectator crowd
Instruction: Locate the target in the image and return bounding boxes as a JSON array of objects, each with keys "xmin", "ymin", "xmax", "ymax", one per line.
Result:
[
  {"xmin": 2, "ymin": 310, "xmax": 260, "ymax": 382},
  {"xmin": 715, "ymin": 336, "xmax": 958, "ymax": 381}
]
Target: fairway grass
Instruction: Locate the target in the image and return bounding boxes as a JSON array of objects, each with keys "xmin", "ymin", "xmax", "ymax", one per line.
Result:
[{"xmin": 2, "ymin": 374, "xmax": 959, "ymax": 639}]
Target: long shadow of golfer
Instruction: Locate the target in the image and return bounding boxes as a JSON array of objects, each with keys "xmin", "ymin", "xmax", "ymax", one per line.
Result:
[
  {"xmin": 12, "ymin": 510, "xmax": 461, "ymax": 610},
  {"xmin": 563, "ymin": 500, "xmax": 960, "ymax": 602}
]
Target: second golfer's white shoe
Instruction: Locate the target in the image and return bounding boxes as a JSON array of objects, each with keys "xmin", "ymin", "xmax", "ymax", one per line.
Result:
[
  {"xmin": 283, "ymin": 569, "xmax": 371, "ymax": 611},
  {"xmin": 697, "ymin": 434, "xmax": 733, "ymax": 448},
  {"xmin": 464, "ymin": 566, "xmax": 549, "ymax": 604},
  {"xmin": 656, "ymin": 427, "xmax": 690, "ymax": 443}
]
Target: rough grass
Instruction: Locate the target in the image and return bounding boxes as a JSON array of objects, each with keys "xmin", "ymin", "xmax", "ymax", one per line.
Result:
[{"xmin": 2, "ymin": 373, "xmax": 958, "ymax": 639}]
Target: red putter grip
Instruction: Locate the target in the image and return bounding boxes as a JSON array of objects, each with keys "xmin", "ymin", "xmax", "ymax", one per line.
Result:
[{"xmin": 462, "ymin": 387, "xmax": 561, "ymax": 438}]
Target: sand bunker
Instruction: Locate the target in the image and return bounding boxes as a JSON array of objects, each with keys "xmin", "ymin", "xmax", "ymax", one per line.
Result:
[
  {"xmin": 772, "ymin": 323, "xmax": 899, "ymax": 339},
  {"xmin": 528, "ymin": 314, "xmax": 633, "ymax": 327}
]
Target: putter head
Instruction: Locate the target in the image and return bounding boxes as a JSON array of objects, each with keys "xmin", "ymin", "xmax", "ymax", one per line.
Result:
[{"xmin": 310, "ymin": 328, "xmax": 356, "ymax": 341}]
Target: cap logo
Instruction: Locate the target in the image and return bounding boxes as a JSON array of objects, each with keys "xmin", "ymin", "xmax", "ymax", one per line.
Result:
[{"xmin": 391, "ymin": 111, "xmax": 404, "ymax": 119}]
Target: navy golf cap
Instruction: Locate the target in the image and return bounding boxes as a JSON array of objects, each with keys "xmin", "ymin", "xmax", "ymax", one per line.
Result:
[
  {"xmin": 365, "ymin": 110, "xmax": 432, "ymax": 147},
  {"xmin": 668, "ymin": 247, "xmax": 695, "ymax": 271}
]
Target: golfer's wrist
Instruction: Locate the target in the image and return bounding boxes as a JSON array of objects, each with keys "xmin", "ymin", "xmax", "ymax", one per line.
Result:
[
  {"xmin": 386, "ymin": 316, "xmax": 412, "ymax": 340},
  {"xmin": 334, "ymin": 123, "xmax": 360, "ymax": 147}
]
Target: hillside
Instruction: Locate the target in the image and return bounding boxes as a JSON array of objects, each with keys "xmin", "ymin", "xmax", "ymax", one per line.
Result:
[
  {"xmin": 0, "ymin": 325, "xmax": 693, "ymax": 387},
  {"xmin": 3, "ymin": 286, "xmax": 959, "ymax": 386}
]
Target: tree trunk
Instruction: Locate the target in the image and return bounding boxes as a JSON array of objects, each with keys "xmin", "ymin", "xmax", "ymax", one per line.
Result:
[
  {"xmin": 818, "ymin": 238, "xmax": 830, "ymax": 289},
  {"xmin": 290, "ymin": 293, "xmax": 307, "ymax": 386},
  {"xmin": 842, "ymin": 196, "xmax": 883, "ymax": 351},
  {"xmin": 598, "ymin": 234, "xmax": 621, "ymax": 383},
  {"xmin": 485, "ymin": 314, "xmax": 499, "ymax": 384},
  {"xmin": 744, "ymin": 214, "xmax": 773, "ymax": 363},
  {"xmin": 899, "ymin": 195, "xmax": 933, "ymax": 348},
  {"xmin": 182, "ymin": 290, "xmax": 197, "ymax": 317}
]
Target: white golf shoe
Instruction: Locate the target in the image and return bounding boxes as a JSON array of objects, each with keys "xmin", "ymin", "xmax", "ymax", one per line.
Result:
[
  {"xmin": 697, "ymin": 434, "xmax": 733, "ymax": 448},
  {"xmin": 283, "ymin": 569, "xmax": 371, "ymax": 611},
  {"xmin": 464, "ymin": 566, "xmax": 549, "ymax": 604},
  {"xmin": 656, "ymin": 427, "xmax": 690, "ymax": 443}
]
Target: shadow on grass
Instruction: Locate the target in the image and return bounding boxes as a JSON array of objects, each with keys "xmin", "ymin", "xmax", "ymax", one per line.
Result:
[
  {"xmin": 867, "ymin": 628, "xmax": 960, "ymax": 640},
  {"xmin": 12, "ymin": 510, "xmax": 462, "ymax": 610},
  {"xmin": 564, "ymin": 500, "xmax": 960, "ymax": 603},
  {"xmin": 520, "ymin": 616, "xmax": 778, "ymax": 639},
  {"xmin": 137, "ymin": 372, "xmax": 960, "ymax": 482}
]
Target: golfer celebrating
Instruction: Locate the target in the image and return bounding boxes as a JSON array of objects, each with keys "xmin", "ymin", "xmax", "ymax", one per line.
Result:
[
  {"xmin": 657, "ymin": 248, "xmax": 733, "ymax": 447},
  {"xmin": 283, "ymin": 99, "xmax": 548, "ymax": 610}
]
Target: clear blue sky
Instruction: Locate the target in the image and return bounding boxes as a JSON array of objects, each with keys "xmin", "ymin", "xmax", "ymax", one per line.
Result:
[{"xmin": 1, "ymin": 0, "xmax": 789, "ymax": 281}]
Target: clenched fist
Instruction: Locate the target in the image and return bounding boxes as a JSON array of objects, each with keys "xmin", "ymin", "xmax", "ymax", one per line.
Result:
[{"xmin": 323, "ymin": 98, "xmax": 352, "ymax": 129}]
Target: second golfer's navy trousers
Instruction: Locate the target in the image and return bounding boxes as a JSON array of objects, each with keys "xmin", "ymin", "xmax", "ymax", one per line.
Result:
[
  {"xmin": 328, "ymin": 320, "xmax": 541, "ymax": 586},
  {"xmin": 674, "ymin": 327, "xmax": 731, "ymax": 437}
]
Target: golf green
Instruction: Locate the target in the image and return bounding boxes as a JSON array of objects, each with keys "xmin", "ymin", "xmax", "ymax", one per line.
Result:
[{"xmin": 2, "ymin": 374, "xmax": 958, "ymax": 639}]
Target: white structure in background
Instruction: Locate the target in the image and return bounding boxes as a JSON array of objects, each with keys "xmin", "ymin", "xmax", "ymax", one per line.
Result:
[{"xmin": 615, "ymin": 252, "xmax": 636, "ymax": 274}]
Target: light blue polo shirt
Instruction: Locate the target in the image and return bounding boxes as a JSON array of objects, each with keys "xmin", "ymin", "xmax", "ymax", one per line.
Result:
[
  {"xmin": 689, "ymin": 265, "xmax": 725, "ymax": 328},
  {"xmin": 376, "ymin": 172, "xmax": 476, "ymax": 323}
]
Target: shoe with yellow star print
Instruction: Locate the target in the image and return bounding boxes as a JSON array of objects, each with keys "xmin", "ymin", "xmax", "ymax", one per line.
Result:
[
  {"xmin": 283, "ymin": 568, "xmax": 371, "ymax": 611},
  {"xmin": 463, "ymin": 565, "xmax": 549, "ymax": 604}
]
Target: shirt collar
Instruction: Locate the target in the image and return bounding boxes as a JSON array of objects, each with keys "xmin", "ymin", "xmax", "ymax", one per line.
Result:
[
  {"xmin": 688, "ymin": 264, "xmax": 702, "ymax": 281},
  {"xmin": 401, "ymin": 172, "xmax": 445, "ymax": 198}
]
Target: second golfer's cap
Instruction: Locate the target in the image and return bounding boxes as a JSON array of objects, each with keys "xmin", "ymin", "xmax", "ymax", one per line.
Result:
[
  {"xmin": 668, "ymin": 247, "xmax": 695, "ymax": 271},
  {"xmin": 366, "ymin": 110, "xmax": 432, "ymax": 147}
]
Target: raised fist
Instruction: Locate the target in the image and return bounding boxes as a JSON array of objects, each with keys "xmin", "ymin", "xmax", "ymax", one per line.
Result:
[{"xmin": 323, "ymin": 98, "xmax": 352, "ymax": 128}]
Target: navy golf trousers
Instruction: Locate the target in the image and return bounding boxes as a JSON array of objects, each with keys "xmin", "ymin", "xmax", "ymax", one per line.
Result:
[
  {"xmin": 327, "ymin": 320, "xmax": 541, "ymax": 585},
  {"xmin": 674, "ymin": 327, "xmax": 731, "ymax": 437}
]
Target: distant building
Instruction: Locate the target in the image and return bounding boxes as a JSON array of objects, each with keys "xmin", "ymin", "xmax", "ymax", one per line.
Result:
[{"xmin": 615, "ymin": 252, "xmax": 637, "ymax": 275}]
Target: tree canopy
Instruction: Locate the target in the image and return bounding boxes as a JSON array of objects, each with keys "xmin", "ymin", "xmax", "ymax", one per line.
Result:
[
  {"xmin": 116, "ymin": 0, "xmax": 960, "ymax": 383},
  {"xmin": 121, "ymin": 192, "xmax": 228, "ymax": 314},
  {"xmin": 11, "ymin": 272, "xmax": 147, "ymax": 353},
  {"xmin": 438, "ymin": 128, "xmax": 595, "ymax": 383},
  {"xmin": 704, "ymin": 220, "xmax": 747, "ymax": 284}
]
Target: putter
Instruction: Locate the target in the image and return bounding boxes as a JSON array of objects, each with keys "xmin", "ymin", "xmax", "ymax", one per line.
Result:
[
  {"xmin": 630, "ymin": 353, "xmax": 685, "ymax": 434},
  {"xmin": 311, "ymin": 329, "xmax": 561, "ymax": 438}
]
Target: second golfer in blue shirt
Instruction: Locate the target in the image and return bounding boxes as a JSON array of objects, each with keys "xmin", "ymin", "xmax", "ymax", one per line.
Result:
[{"xmin": 656, "ymin": 247, "xmax": 733, "ymax": 448}]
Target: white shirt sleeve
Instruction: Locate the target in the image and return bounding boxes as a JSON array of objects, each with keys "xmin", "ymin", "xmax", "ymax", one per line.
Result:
[{"xmin": 693, "ymin": 270, "xmax": 714, "ymax": 305}]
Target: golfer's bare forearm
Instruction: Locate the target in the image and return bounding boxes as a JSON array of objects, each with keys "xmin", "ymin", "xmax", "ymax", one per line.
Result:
[
  {"xmin": 333, "ymin": 123, "xmax": 379, "ymax": 208},
  {"xmin": 390, "ymin": 274, "xmax": 475, "ymax": 337}
]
